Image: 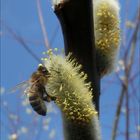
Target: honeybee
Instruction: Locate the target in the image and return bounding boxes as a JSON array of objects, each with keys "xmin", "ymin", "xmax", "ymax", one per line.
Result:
[
  {"xmin": 13, "ymin": 64, "xmax": 55, "ymax": 116},
  {"xmin": 7, "ymin": 33, "xmax": 56, "ymax": 116}
]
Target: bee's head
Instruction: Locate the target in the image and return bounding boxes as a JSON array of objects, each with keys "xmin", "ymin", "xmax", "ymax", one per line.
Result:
[{"xmin": 38, "ymin": 64, "xmax": 49, "ymax": 75}]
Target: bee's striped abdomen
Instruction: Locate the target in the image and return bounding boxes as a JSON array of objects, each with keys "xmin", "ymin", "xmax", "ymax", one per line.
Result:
[{"xmin": 28, "ymin": 91, "xmax": 47, "ymax": 116}]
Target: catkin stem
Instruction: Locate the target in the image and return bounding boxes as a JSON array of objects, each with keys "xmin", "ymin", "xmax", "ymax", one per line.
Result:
[{"xmin": 62, "ymin": 114, "xmax": 101, "ymax": 140}]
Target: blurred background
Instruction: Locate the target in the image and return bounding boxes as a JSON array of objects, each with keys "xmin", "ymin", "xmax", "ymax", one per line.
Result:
[{"xmin": 0, "ymin": 0, "xmax": 140, "ymax": 140}]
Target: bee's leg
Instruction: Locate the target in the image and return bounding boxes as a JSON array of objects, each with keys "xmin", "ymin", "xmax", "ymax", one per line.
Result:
[
  {"xmin": 44, "ymin": 96, "xmax": 52, "ymax": 102},
  {"xmin": 50, "ymin": 96, "xmax": 56, "ymax": 101},
  {"xmin": 43, "ymin": 92, "xmax": 56, "ymax": 102},
  {"xmin": 41, "ymin": 89, "xmax": 50, "ymax": 102},
  {"xmin": 38, "ymin": 86, "xmax": 47, "ymax": 99}
]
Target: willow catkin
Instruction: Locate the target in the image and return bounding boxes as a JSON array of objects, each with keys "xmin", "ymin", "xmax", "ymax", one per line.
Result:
[
  {"xmin": 94, "ymin": 0, "xmax": 120, "ymax": 77},
  {"xmin": 45, "ymin": 54, "xmax": 98, "ymax": 124}
]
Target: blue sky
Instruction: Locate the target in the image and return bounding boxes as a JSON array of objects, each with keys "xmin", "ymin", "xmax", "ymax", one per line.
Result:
[{"xmin": 1, "ymin": 0, "xmax": 139, "ymax": 140}]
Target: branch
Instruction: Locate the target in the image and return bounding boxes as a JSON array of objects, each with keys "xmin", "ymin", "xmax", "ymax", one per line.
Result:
[
  {"xmin": 111, "ymin": 12, "xmax": 140, "ymax": 140},
  {"xmin": 36, "ymin": 0, "xmax": 51, "ymax": 49},
  {"xmin": 1, "ymin": 21, "xmax": 43, "ymax": 64},
  {"xmin": 53, "ymin": 0, "xmax": 100, "ymax": 113},
  {"xmin": 51, "ymin": 1, "xmax": 100, "ymax": 140}
]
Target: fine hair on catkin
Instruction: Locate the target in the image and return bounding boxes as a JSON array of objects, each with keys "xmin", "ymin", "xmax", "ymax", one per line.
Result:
[
  {"xmin": 44, "ymin": 54, "xmax": 98, "ymax": 124},
  {"xmin": 93, "ymin": 0, "xmax": 120, "ymax": 77}
]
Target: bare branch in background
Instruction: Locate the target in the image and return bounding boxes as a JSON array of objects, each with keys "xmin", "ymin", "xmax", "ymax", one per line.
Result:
[
  {"xmin": 50, "ymin": 24, "xmax": 60, "ymax": 46},
  {"xmin": 1, "ymin": 21, "xmax": 43, "ymax": 65},
  {"xmin": 36, "ymin": 0, "xmax": 51, "ymax": 50},
  {"xmin": 111, "ymin": 11, "xmax": 140, "ymax": 140}
]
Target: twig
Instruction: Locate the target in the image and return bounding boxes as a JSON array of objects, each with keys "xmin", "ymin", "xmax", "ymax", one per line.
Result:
[
  {"xmin": 50, "ymin": 24, "xmax": 60, "ymax": 46},
  {"xmin": 2, "ymin": 23, "xmax": 43, "ymax": 65},
  {"xmin": 54, "ymin": 0, "xmax": 100, "ymax": 114},
  {"xmin": 53, "ymin": 0, "xmax": 101, "ymax": 140},
  {"xmin": 36, "ymin": 0, "xmax": 50, "ymax": 50},
  {"xmin": 125, "ymin": 13, "xmax": 139, "ymax": 140},
  {"xmin": 111, "ymin": 12, "xmax": 140, "ymax": 140}
]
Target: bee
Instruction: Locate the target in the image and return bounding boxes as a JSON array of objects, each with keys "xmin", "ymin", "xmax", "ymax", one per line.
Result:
[
  {"xmin": 26, "ymin": 64, "xmax": 56, "ymax": 116},
  {"xmin": 7, "ymin": 33, "xmax": 56, "ymax": 116},
  {"xmin": 26, "ymin": 64, "xmax": 49, "ymax": 116},
  {"xmin": 12, "ymin": 64, "xmax": 55, "ymax": 116}
]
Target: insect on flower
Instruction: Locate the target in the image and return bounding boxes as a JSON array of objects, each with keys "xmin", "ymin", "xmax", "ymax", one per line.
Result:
[{"xmin": 12, "ymin": 64, "xmax": 56, "ymax": 116}]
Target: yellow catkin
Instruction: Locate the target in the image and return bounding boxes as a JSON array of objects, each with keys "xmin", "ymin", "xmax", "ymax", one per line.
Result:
[
  {"xmin": 94, "ymin": 0, "xmax": 120, "ymax": 77},
  {"xmin": 44, "ymin": 54, "xmax": 97, "ymax": 124}
]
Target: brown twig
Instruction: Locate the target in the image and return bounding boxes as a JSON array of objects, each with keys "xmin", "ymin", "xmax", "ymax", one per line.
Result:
[{"xmin": 111, "ymin": 12, "xmax": 140, "ymax": 140}]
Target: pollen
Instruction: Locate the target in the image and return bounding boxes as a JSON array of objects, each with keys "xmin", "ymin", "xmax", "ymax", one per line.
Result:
[
  {"xmin": 94, "ymin": 0, "xmax": 120, "ymax": 76},
  {"xmin": 42, "ymin": 51, "xmax": 47, "ymax": 55},
  {"xmin": 54, "ymin": 47, "xmax": 58, "ymax": 51},
  {"xmin": 45, "ymin": 54, "xmax": 98, "ymax": 124},
  {"xmin": 47, "ymin": 49, "xmax": 53, "ymax": 56}
]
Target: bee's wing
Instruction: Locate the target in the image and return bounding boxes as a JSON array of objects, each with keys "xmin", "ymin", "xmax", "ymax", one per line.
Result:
[{"xmin": 9, "ymin": 80, "xmax": 30, "ymax": 94}]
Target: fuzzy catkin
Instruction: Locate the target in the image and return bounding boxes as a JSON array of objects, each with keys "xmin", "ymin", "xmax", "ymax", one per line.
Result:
[
  {"xmin": 93, "ymin": 0, "xmax": 120, "ymax": 77},
  {"xmin": 45, "ymin": 54, "xmax": 98, "ymax": 124}
]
